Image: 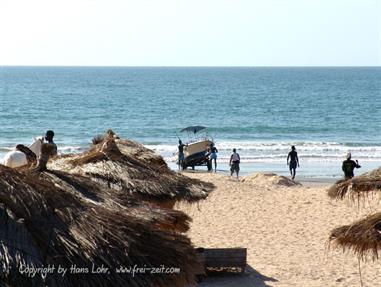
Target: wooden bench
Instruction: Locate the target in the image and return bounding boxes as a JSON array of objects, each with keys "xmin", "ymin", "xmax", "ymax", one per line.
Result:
[{"xmin": 196, "ymin": 247, "xmax": 247, "ymax": 275}]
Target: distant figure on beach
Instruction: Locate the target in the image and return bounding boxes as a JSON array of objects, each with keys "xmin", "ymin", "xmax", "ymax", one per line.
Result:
[
  {"xmin": 342, "ymin": 153, "xmax": 361, "ymax": 179},
  {"xmin": 210, "ymin": 143, "xmax": 218, "ymax": 172},
  {"xmin": 178, "ymin": 140, "xmax": 186, "ymax": 170},
  {"xmin": 230, "ymin": 148, "xmax": 240, "ymax": 179},
  {"xmin": 287, "ymin": 146, "xmax": 299, "ymax": 180},
  {"xmin": 35, "ymin": 130, "xmax": 58, "ymax": 172},
  {"xmin": 205, "ymin": 145, "xmax": 212, "ymax": 172}
]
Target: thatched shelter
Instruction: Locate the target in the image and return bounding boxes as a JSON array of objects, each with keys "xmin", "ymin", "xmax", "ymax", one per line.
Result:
[
  {"xmin": 329, "ymin": 212, "xmax": 381, "ymax": 261},
  {"xmin": 49, "ymin": 137, "xmax": 214, "ymax": 208},
  {"xmin": 39, "ymin": 169, "xmax": 192, "ymax": 233},
  {"xmin": 328, "ymin": 167, "xmax": 381, "ymax": 262},
  {"xmin": 0, "ymin": 165, "xmax": 200, "ymax": 286},
  {"xmin": 328, "ymin": 168, "xmax": 381, "ymax": 201}
]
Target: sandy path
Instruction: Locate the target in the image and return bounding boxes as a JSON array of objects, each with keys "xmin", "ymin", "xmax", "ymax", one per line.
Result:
[{"xmin": 177, "ymin": 172, "xmax": 381, "ymax": 287}]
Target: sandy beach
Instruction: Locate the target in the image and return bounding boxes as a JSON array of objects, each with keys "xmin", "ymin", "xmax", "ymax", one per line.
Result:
[{"xmin": 177, "ymin": 171, "xmax": 381, "ymax": 287}]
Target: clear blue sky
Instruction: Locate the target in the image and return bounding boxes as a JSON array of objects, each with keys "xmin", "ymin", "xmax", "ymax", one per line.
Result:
[{"xmin": 0, "ymin": 0, "xmax": 380, "ymax": 66}]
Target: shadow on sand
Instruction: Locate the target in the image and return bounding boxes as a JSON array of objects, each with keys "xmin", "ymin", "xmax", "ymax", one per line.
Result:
[{"xmin": 198, "ymin": 265, "xmax": 278, "ymax": 287}]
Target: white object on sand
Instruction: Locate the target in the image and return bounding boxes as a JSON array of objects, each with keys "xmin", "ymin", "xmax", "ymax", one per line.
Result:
[{"xmin": 2, "ymin": 137, "xmax": 42, "ymax": 168}]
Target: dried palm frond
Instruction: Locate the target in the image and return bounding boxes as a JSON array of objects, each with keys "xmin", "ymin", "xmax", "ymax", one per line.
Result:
[
  {"xmin": 0, "ymin": 165, "xmax": 199, "ymax": 287},
  {"xmin": 50, "ymin": 137, "xmax": 214, "ymax": 207},
  {"xmin": 328, "ymin": 168, "xmax": 381, "ymax": 200},
  {"xmin": 329, "ymin": 212, "xmax": 381, "ymax": 261}
]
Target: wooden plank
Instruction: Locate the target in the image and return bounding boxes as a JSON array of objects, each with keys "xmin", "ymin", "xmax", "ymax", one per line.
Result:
[
  {"xmin": 205, "ymin": 257, "xmax": 246, "ymax": 266},
  {"xmin": 203, "ymin": 248, "xmax": 246, "ymax": 257},
  {"xmin": 194, "ymin": 252, "xmax": 206, "ymax": 275},
  {"xmin": 200, "ymin": 248, "xmax": 247, "ymax": 268}
]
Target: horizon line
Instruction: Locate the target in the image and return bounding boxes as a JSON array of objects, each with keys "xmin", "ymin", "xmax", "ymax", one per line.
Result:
[{"xmin": 1, "ymin": 65, "xmax": 381, "ymax": 68}]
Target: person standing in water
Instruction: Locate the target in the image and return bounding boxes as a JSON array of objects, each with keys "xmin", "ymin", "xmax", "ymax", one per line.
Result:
[
  {"xmin": 287, "ymin": 145, "xmax": 299, "ymax": 180},
  {"xmin": 210, "ymin": 143, "xmax": 218, "ymax": 172},
  {"xmin": 229, "ymin": 148, "xmax": 240, "ymax": 179},
  {"xmin": 342, "ymin": 152, "xmax": 361, "ymax": 179}
]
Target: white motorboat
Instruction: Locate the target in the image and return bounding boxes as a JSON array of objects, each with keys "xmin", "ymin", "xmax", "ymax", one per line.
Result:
[{"xmin": 178, "ymin": 126, "xmax": 213, "ymax": 169}]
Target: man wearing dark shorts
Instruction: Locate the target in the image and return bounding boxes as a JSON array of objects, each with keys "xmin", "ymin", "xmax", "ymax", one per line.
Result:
[
  {"xmin": 178, "ymin": 140, "xmax": 186, "ymax": 170},
  {"xmin": 230, "ymin": 148, "xmax": 240, "ymax": 179},
  {"xmin": 287, "ymin": 146, "xmax": 299, "ymax": 180}
]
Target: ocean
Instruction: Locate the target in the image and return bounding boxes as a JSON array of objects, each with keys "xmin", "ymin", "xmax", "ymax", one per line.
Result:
[{"xmin": 1, "ymin": 66, "xmax": 381, "ymax": 179}]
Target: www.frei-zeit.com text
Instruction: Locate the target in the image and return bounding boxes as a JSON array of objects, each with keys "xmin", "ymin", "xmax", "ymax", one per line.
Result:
[{"xmin": 18, "ymin": 264, "xmax": 181, "ymax": 279}]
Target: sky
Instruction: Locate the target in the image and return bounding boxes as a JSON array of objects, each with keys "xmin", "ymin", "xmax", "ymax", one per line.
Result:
[{"xmin": 0, "ymin": 0, "xmax": 380, "ymax": 66}]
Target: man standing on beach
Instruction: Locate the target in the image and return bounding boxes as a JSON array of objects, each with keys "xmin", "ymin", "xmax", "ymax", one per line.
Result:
[
  {"xmin": 230, "ymin": 148, "xmax": 240, "ymax": 179},
  {"xmin": 210, "ymin": 143, "xmax": 218, "ymax": 172},
  {"xmin": 287, "ymin": 146, "xmax": 299, "ymax": 180},
  {"xmin": 178, "ymin": 140, "xmax": 186, "ymax": 170},
  {"xmin": 342, "ymin": 153, "xmax": 361, "ymax": 179}
]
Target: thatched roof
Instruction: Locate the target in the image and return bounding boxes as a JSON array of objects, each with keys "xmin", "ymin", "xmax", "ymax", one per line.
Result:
[
  {"xmin": 328, "ymin": 168, "xmax": 381, "ymax": 200},
  {"xmin": 39, "ymin": 169, "xmax": 192, "ymax": 233},
  {"xmin": 0, "ymin": 165, "xmax": 200, "ymax": 286},
  {"xmin": 329, "ymin": 212, "xmax": 381, "ymax": 261},
  {"xmin": 49, "ymin": 138, "xmax": 214, "ymax": 206}
]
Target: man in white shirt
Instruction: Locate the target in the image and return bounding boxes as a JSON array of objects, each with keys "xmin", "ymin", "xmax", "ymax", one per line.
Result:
[{"xmin": 229, "ymin": 148, "xmax": 240, "ymax": 179}]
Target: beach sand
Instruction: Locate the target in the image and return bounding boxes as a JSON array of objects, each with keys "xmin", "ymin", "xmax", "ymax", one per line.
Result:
[{"xmin": 177, "ymin": 171, "xmax": 381, "ymax": 287}]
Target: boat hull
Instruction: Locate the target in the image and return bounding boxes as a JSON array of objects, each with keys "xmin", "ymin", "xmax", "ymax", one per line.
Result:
[{"xmin": 183, "ymin": 140, "xmax": 213, "ymax": 169}]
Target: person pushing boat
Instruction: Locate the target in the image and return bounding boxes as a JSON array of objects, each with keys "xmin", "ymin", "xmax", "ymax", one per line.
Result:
[{"xmin": 178, "ymin": 140, "xmax": 187, "ymax": 170}]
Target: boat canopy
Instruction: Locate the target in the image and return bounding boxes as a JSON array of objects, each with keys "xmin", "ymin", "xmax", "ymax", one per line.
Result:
[{"xmin": 180, "ymin": 126, "xmax": 206, "ymax": 134}]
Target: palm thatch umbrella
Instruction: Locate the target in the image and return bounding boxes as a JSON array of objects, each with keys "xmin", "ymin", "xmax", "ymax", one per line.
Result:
[
  {"xmin": 329, "ymin": 212, "xmax": 381, "ymax": 261},
  {"xmin": 328, "ymin": 168, "xmax": 381, "ymax": 261},
  {"xmin": 0, "ymin": 165, "xmax": 200, "ymax": 286},
  {"xmin": 328, "ymin": 168, "xmax": 381, "ymax": 201},
  {"xmin": 49, "ymin": 137, "xmax": 214, "ymax": 208},
  {"xmin": 39, "ymin": 169, "xmax": 192, "ymax": 233}
]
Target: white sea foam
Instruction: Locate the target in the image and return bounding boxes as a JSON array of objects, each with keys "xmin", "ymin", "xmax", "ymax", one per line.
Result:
[
  {"xmin": 0, "ymin": 145, "xmax": 84, "ymax": 156},
  {"xmin": 0, "ymin": 147, "xmax": 15, "ymax": 152},
  {"xmin": 58, "ymin": 146, "xmax": 84, "ymax": 153},
  {"xmin": 156, "ymin": 140, "xmax": 381, "ymax": 163},
  {"xmin": 1, "ymin": 141, "xmax": 381, "ymax": 165},
  {"xmin": 144, "ymin": 144, "xmax": 177, "ymax": 153}
]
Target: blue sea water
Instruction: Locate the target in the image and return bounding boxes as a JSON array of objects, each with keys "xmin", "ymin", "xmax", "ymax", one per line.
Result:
[{"xmin": 1, "ymin": 66, "xmax": 381, "ymax": 178}]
